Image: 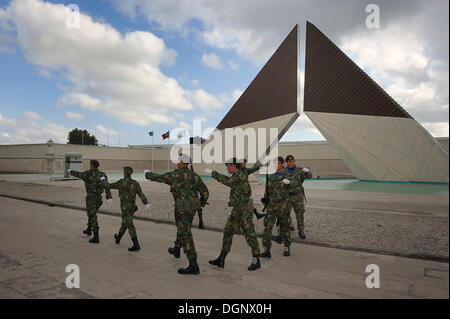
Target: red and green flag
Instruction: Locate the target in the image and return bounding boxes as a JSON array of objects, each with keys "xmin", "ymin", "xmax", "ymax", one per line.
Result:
[{"xmin": 162, "ymin": 131, "xmax": 169, "ymax": 140}]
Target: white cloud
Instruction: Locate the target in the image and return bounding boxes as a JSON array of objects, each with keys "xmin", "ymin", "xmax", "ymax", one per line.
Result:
[
  {"xmin": 95, "ymin": 124, "xmax": 118, "ymax": 136},
  {"xmin": 232, "ymin": 89, "xmax": 243, "ymax": 103},
  {"xmin": 228, "ymin": 60, "xmax": 238, "ymax": 71},
  {"xmin": 0, "ymin": 112, "xmax": 69, "ymax": 144},
  {"xmin": 179, "ymin": 121, "xmax": 192, "ymax": 130},
  {"xmin": 65, "ymin": 111, "xmax": 85, "ymax": 120},
  {"xmin": 0, "ymin": 0, "xmax": 222, "ymax": 128},
  {"xmin": 201, "ymin": 53, "xmax": 225, "ymax": 70},
  {"xmin": 192, "ymin": 89, "xmax": 222, "ymax": 109},
  {"xmin": 23, "ymin": 111, "xmax": 42, "ymax": 121},
  {"xmin": 0, "ymin": 112, "xmax": 16, "ymax": 125}
]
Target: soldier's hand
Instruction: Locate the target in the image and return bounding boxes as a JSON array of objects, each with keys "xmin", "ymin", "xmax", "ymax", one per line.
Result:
[
  {"xmin": 282, "ymin": 178, "xmax": 291, "ymax": 185},
  {"xmin": 302, "ymin": 167, "xmax": 310, "ymax": 173},
  {"xmin": 144, "ymin": 169, "xmax": 150, "ymax": 174},
  {"xmin": 204, "ymin": 169, "xmax": 212, "ymax": 174},
  {"xmin": 67, "ymin": 169, "xmax": 72, "ymax": 174},
  {"xmin": 107, "ymin": 198, "xmax": 113, "ymax": 204},
  {"xmin": 145, "ymin": 203, "xmax": 150, "ymax": 209}
]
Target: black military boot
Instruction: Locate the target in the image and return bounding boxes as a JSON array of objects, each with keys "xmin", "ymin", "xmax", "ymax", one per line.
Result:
[
  {"xmin": 259, "ymin": 247, "xmax": 271, "ymax": 258},
  {"xmin": 128, "ymin": 237, "xmax": 140, "ymax": 251},
  {"xmin": 248, "ymin": 255, "xmax": 261, "ymax": 271},
  {"xmin": 299, "ymin": 230, "xmax": 307, "ymax": 240},
  {"xmin": 283, "ymin": 246, "xmax": 290, "ymax": 257},
  {"xmin": 89, "ymin": 231, "xmax": 99, "ymax": 243},
  {"xmin": 271, "ymin": 234, "xmax": 282, "ymax": 244},
  {"xmin": 83, "ymin": 226, "xmax": 91, "ymax": 236},
  {"xmin": 168, "ymin": 246, "xmax": 181, "ymax": 258},
  {"xmin": 209, "ymin": 251, "xmax": 227, "ymax": 268},
  {"xmin": 253, "ymin": 209, "xmax": 265, "ymax": 220},
  {"xmin": 290, "ymin": 225, "xmax": 295, "ymax": 231},
  {"xmin": 178, "ymin": 258, "xmax": 200, "ymax": 275},
  {"xmin": 114, "ymin": 232, "xmax": 124, "ymax": 244}
]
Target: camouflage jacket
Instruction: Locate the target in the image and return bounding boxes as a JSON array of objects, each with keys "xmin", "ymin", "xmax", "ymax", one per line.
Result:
[
  {"xmin": 212, "ymin": 169, "xmax": 251, "ymax": 207},
  {"xmin": 283, "ymin": 166, "xmax": 312, "ymax": 197},
  {"xmin": 70, "ymin": 169, "xmax": 112, "ymax": 199},
  {"xmin": 264, "ymin": 171, "xmax": 290, "ymax": 204},
  {"xmin": 109, "ymin": 176, "xmax": 148, "ymax": 207},
  {"xmin": 145, "ymin": 166, "xmax": 209, "ymax": 211}
]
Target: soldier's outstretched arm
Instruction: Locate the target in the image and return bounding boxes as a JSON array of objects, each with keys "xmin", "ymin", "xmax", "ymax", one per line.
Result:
[
  {"xmin": 211, "ymin": 171, "xmax": 235, "ymax": 187},
  {"xmin": 136, "ymin": 182, "xmax": 149, "ymax": 205},
  {"xmin": 145, "ymin": 171, "xmax": 173, "ymax": 185},
  {"xmin": 300, "ymin": 168, "xmax": 313, "ymax": 179},
  {"xmin": 101, "ymin": 174, "xmax": 113, "ymax": 199},
  {"xmin": 198, "ymin": 178, "xmax": 209, "ymax": 207},
  {"xmin": 109, "ymin": 180, "xmax": 122, "ymax": 190},
  {"xmin": 70, "ymin": 170, "xmax": 88, "ymax": 181}
]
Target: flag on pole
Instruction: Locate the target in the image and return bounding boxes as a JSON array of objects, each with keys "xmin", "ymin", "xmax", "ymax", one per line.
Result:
[
  {"xmin": 162, "ymin": 131, "xmax": 169, "ymax": 140},
  {"xmin": 148, "ymin": 131, "xmax": 154, "ymax": 137}
]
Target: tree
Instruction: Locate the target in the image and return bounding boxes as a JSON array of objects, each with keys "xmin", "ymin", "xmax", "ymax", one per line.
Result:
[{"xmin": 67, "ymin": 128, "xmax": 98, "ymax": 145}]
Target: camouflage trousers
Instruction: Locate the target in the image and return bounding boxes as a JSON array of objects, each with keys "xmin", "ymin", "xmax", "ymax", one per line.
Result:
[
  {"xmin": 263, "ymin": 202, "xmax": 291, "ymax": 248},
  {"xmin": 118, "ymin": 205, "xmax": 137, "ymax": 239},
  {"xmin": 174, "ymin": 208, "xmax": 182, "ymax": 248},
  {"xmin": 287, "ymin": 195, "xmax": 305, "ymax": 231},
  {"xmin": 85, "ymin": 196, "xmax": 102, "ymax": 232},
  {"xmin": 176, "ymin": 210, "xmax": 197, "ymax": 261},
  {"xmin": 221, "ymin": 201, "xmax": 260, "ymax": 256}
]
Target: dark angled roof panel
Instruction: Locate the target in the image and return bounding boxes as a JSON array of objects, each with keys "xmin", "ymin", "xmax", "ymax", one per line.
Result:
[
  {"xmin": 216, "ymin": 25, "xmax": 298, "ymax": 130},
  {"xmin": 304, "ymin": 22, "xmax": 412, "ymax": 118}
]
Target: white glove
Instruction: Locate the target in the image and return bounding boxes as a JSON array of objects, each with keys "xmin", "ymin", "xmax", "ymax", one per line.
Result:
[
  {"xmin": 302, "ymin": 167, "xmax": 310, "ymax": 173},
  {"xmin": 107, "ymin": 198, "xmax": 113, "ymax": 203},
  {"xmin": 144, "ymin": 169, "xmax": 150, "ymax": 174},
  {"xmin": 145, "ymin": 203, "xmax": 150, "ymax": 209},
  {"xmin": 67, "ymin": 169, "xmax": 72, "ymax": 174},
  {"xmin": 282, "ymin": 178, "xmax": 291, "ymax": 185},
  {"xmin": 205, "ymin": 169, "xmax": 212, "ymax": 174}
]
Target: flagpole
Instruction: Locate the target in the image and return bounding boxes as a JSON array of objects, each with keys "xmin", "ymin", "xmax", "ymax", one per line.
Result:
[
  {"xmin": 151, "ymin": 134, "xmax": 154, "ymax": 171},
  {"xmin": 167, "ymin": 134, "xmax": 170, "ymax": 172}
]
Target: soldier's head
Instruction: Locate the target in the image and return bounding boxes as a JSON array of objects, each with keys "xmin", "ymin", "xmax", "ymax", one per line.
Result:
[
  {"xmin": 241, "ymin": 158, "xmax": 247, "ymax": 168},
  {"xmin": 123, "ymin": 166, "xmax": 133, "ymax": 177},
  {"xmin": 178, "ymin": 153, "xmax": 191, "ymax": 169},
  {"xmin": 90, "ymin": 160, "xmax": 100, "ymax": 170},
  {"xmin": 225, "ymin": 158, "xmax": 241, "ymax": 174},
  {"xmin": 276, "ymin": 156, "xmax": 285, "ymax": 171},
  {"xmin": 285, "ymin": 155, "xmax": 295, "ymax": 168}
]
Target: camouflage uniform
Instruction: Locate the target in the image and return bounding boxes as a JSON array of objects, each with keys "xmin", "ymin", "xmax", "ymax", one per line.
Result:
[
  {"xmin": 243, "ymin": 163, "xmax": 262, "ymax": 213},
  {"xmin": 109, "ymin": 176, "xmax": 148, "ymax": 239},
  {"xmin": 262, "ymin": 171, "xmax": 291, "ymax": 248},
  {"xmin": 70, "ymin": 169, "xmax": 112, "ymax": 232},
  {"xmin": 284, "ymin": 166, "xmax": 313, "ymax": 231},
  {"xmin": 146, "ymin": 167, "xmax": 208, "ymax": 261},
  {"xmin": 211, "ymin": 169, "xmax": 260, "ymax": 256}
]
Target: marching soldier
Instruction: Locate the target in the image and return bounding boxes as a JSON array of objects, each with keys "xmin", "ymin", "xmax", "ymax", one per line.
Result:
[
  {"xmin": 260, "ymin": 157, "xmax": 292, "ymax": 258},
  {"xmin": 145, "ymin": 154, "xmax": 209, "ymax": 275},
  {"xmin": 109, "ymin": 166, "xmax": 150, "ymax": 252},
  {"xmin": 68, "ymin": 159, "xmax": 112, "ymax": 243},
  {"xmin": 206, "ymin": 158, "xmax": 261, "ymax": 271},
  {"xmin": 283, "ymin": 155, "xmax": 312, "ymax": 239}
]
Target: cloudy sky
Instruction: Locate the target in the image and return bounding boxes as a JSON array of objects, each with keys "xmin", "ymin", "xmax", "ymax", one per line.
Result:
[{"xmin": 0, "ymin": 0, "xmax": 448, "ymax": 146}]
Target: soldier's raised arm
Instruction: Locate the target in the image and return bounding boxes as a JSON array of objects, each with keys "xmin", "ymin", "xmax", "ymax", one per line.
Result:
[
  {"xmin": 300, "ymin": 167, "xmax": 313, "ymax": 179},
  {"xmin": 109, "ymin": 179, "xmax": 122, "ymax": 190},
  {"xmin": 69, "ymin": 169, "xmax": 89, "ymax": 181},
  {"xmin": 101, "ymin": 174, "xmax": 112, "ymax": 200},
  {"xmin": 197, "ymin": 177, "xmax": 209, "ymax": 207},
  {"xmin": 136, "ymin": 182, "xmax": 149, "ymax": 205},
  {"xmin": 211, "ymin": 170, "xmax": 239, "ymax": 187},
  {"xmin": 145, "ymin": 170, "xmax": 173, "ymax": 185},
  {"xmin": 246, "ymin": 162, "xmax": 262, "ymax": 175}
]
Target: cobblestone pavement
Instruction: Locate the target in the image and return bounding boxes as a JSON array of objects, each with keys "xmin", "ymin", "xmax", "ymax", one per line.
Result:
[{"xmin": 0, "ymin": 176, "xmax": 448, "ymax": 259}]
